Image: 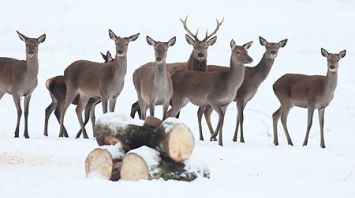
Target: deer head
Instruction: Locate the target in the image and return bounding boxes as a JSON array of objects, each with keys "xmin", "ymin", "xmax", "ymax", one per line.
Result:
[
  {"xmin": 321, "ymin": 48, "xmax": 346, "ymax": 73},
  {"xmin": 109, "ymin": 29, "xmax": 140, "ymax": 57},
  {"xmin": 17, "ymin": 31, "xmax": 46, "ymax": 59},
  {"xmin": 146, "ymin": 36, "xmax": 176, "ymax": 64},
  {"xmin": 180, "ymin": 16, "xmax": 223, "ymax": 62},
  {"xmin": 230, "ymin": 39, "xmax": 253, "ymax": 65},
  {"xmin": 259, "ymin": 36, "xmax": 287, "ymax": 60}
]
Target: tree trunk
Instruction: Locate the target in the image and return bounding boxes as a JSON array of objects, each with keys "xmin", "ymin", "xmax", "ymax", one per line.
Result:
[
  {"xmin": 120, "ymin": 146, "xmax": 210, "ymax": 182},
  {"xmin": 95, "ymin": 116, "xmax": 194, "ymax": 162},
  {"xmin": 85, "ymin": 144, "xmax": 125, "ymax": 181}
]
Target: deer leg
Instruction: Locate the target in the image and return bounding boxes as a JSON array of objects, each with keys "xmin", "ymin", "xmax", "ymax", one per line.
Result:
[
  {"xmin": 318, "ymin": 108, "xmax": 326, "ymax": 148},
  {"xmin": 109, "ymin": 96, "xmax": 117, "ymax": 112},
  {"xmin": 130, "ymin": 101, "xmax": 141, "ymax": 119},
  {"xmin": 204, "ymin": 106, "xmax": 214, "ymax": 136},
  {"xmin": 303, "ymin": 106, "xmax": 315, "ymax": 146},
  {"xmin": 233, "ymin": 101, "xmax": 246, "ymax": 142},
  {"xmin": 137, "ymin": 96, "xmax": 147, "ymax": 120},
  {"xmin": 23, "ymin": 94, "xmax": 31, "ymax": 138},
  {"xmin": 210, "ymin": 104, "xmax": 226, "ymax": 146},
  {"xmin": 44, "ymin": 95, "xmax": 57, "ymax": 136},
  {"xmin": 76, "ymin": 100, "xmax": 92, "ymax": 138},
  {"xmin": 167, "ymin": 96, "xmax": 187, "ymax": 118},
  {"xmin": 59, "ymin": 90, "xmax": 77, "ymax": 138},
  {"xmin": 12, "ymin": 95, "xmax": 22, "ymax": 138},
  {"xmin": 162, "ymin": 102, "xmax": 169, "ymax": 120},
  {"xmin": 149, "ymin": 100, "xmax": 155, "ymax": 117},
  {"xmin": 272, "ymin": 107, "xmax": 282, "ymax": 146},
  {"xmin": 197, "ymin": 106, "xmax": 205, "ymax": 141},
  {"xmin": 54, "ymin": 105, "xmax": 68, "ymax": 137},
  {"xmin": 90, "ymin": 101, "xmax": 99, "ymax": 136},
  {"xmin": 280, "ymin": 106, "xmax": 293, "ymax": 146},
  {"xmin": 76, "ymin": 96, "xmax": 90, "ymax": 139}
]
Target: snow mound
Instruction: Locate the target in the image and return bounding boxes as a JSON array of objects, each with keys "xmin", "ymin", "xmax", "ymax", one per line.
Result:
[{"xmin": 96, "ymin": 113, "xmax": 143, "ymax": 128}]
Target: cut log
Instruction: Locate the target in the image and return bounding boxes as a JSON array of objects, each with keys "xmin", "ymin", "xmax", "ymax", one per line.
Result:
[
  {"xmin": 85, "ymin": 144, "xmax": 125, "ymax": 181},
  {"xmin": 120, "ymin": 146, "xmax": 209, "ymax": 182},
  {"xmin": 120, "ymin": 146, "xmax": 161, "ymax": 181},
  {"xmin": 95, "ymin": 115, "xmax": 194, "ymax": 162}
]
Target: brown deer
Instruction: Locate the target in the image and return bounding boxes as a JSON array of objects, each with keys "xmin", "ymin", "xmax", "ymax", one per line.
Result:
[
  {"xmin": 130, "ymin": 16, "xmax": 222, "ymax": 119},
  {"xmin": 272, "ymin": 48, "xmax": 346, "ymax": 148},
  {"xmin": 0, "ymin": 31, "xmax": 46, "ymax": 138},
  {"xmin": 44, "ymin": 51, "xmax": 113, "ymax": 138},
  {"xmin": 167, "ymin": 39, "xmax": 253, "ymax": 146},
  {"xmin": 133, "ymin": 36, "xmax": 176, "ymax": 120},
  {"xmin": 199, "ymin": 37, "xmax": 287, "ymax": 142},
  {"xmin": 58, "ymin": 29, "xmax": 139, "ymax": 138}
]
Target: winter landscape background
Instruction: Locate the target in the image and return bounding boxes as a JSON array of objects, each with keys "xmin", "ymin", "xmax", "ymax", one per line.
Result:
[{"xmin": 0, "ymin": 0, "xmax": 354, "ymax": 197}]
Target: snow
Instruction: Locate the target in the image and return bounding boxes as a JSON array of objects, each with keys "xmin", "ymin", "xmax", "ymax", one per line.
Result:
[
  {"xmin": 96, "ymin": 113, "xmax": 143, "ymax": 128},
  {"xmin": 100, "ymin": 143, "xmax": 125, "ymax": 160},
  {"xmin": 0, "ymin": 0, "xmax": 355, "ymax": 197},
  {"xmin": 161, "ymin": 117, "xmax": 186, "ymax": 133}
]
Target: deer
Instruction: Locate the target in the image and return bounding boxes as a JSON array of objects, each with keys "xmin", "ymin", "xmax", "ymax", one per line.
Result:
[
  {"xmin": 0, "ymin": 31, "xmax": 46, "ymax": 138},
  {"xmin": 198, "ymin": 36, "xmax": 287, "ymax": 142},
  {"xmin": 44, "ymin": 51, "xmax": 113, "ymax": 138},
  {"xmin": 133, "ymin": 36, "xmax": 176, "ymax": 120},
  {"xmin": 58, "ymin": 29, "xmax": 139, "ymax": 138},
  {"xmin": 272, "ymin": 48, "xmax": 346, "ymax": 148},
  {"xmin": 130, "ymin": 16, "xmax": 222, "ymax": 119},
  {"xmin": 167, "ymin": 39, "xmax": 253, "ymax": 146}
]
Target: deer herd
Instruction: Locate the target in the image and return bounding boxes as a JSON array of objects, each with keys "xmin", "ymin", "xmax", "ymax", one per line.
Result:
[{"xmin": 0, "ymin": 17, "xmax": 346, "ymax": 149}]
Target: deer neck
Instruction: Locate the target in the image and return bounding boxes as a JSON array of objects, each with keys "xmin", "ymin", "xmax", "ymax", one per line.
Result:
[
  {"xmin": 227, "ymin": 56, "xmax": 245, "ymax": 89},
  {"xmin": 187, "ymin": 54, "xmax": 207, "ymax": 71},
  {"xmin": 25, "ymin": 56, "xmax": 39, "ymax": 77},
  {"xmin": 114, "ymin": 54, "xmax": 127, "ymax": 77},
  {"xmin": 253, "ymin": 53, "xmax": 275, "ymax": 83},
  {"xmin": 154, "ymin": 62, "xmax": 168, "ymax": 84},
  {"xmin": 325, "ymin": 70, "xmax": 338, "ymax": 94}
]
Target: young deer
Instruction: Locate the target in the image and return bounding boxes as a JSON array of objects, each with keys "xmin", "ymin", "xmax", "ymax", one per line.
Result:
[
  {"xmin": 130, "ymin": 16, "xmax": 222, "ymax": 119},
  {"xmin": 168, "ymin": 39, "xmax": 253, "ymax": 146},
  {"xmin": 59, "ymin": 30, "xmax": 139, "ymax": 138},
  {"xmin": 272, "ymin": 48, "xmax": 346, "ymax": 148},
  {"xmin": 0, "ymin": 31, "xmax": 46, "ymax": 138},
  {"xmin": 199, "ymin": 37, "xmax": 287, "ymax": 142},
  {"xmin": 44, "ymin": 51, "xmax": 113, "ymax": 138},
  {"xmin": 133, "ymin": 36, "xmax": 176, "ymax": 120}
]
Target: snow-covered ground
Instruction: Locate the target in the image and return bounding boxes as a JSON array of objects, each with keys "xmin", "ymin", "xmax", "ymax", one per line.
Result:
[{"xmin": 0, "ymin": 0, "xmax": 354, "ymax": 197}]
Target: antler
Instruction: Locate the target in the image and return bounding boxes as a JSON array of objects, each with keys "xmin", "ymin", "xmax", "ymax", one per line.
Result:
[
  {"xmin": 203, "ymin": 18, "xmax": 224, "ymax": 42},
  {"xmin": 180, "ymin": 16, "xmax": 199, "ymax": 41}
]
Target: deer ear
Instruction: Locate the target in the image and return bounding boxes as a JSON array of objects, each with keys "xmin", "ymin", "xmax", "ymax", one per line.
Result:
[
  {"xmin": 37, "ymin": 34, "xmax": 46, "ymax": 43},
  {"xmin": 243, "ymin": 41, "xmax": 253, "ymax": 49},
  {"xmin": 185, "ymin": 34, "xmax": 195, "ymax": 46},
  {"xmin": 339, "ymin": 50, "xmax": 346, "ymax": 58},
  {"xmin": 168, "ymin": 36, "xmax": 176, "ymax": 47},
  {"xmin": 101, "ymin": 52, "xmax": 107, "ymax": 61},
  {"xmin": 146, "ymin": 36, "xmax": 156, "ymax": 46},
  {"xmin": 109, "ymin": 29, "xmax": 117, "ymax": 41},
  {"xmin": 278, "ymin": 39, "xmax": 288, "ymax": 48},
  {"xmin": 259, "ymin": 36, "xmax": 268, "ymax": 46},
  {"xmin": 321, "ymin": 48, "xmax": 329, "ymax": 58},
  {"xmin": 230, "ymin": 39, "xmax": 236, "ymax": 49},
  {"xmin": 128, "ymin": 33, "xmax": 140, "ymax": 42},
  {"xmin": 106, "ymin": 51, "xmax": 113, "ymax": 61},
  {"xmin": 16, "ymin": 31, "xmax": 28, "ymax": 42},
  {"xmin": 207, "ymin": 36, "xmax": 217, "ymax": 46}
]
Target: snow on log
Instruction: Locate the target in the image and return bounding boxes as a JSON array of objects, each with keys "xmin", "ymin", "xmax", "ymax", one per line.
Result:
[
  {"xmin": 120, "ymin": 146, "xmax": 161, "ymax": 181},
  {"xmin": 85, "ymin": 143, "xmax": 125, "ymax": 181},
  {"xmin": 119, "ymin": 146, "xmax": 209, "ymax": 182},
  {"xmin": 94, "ymin": 115, "xmax": 194, "ymax": 162}
]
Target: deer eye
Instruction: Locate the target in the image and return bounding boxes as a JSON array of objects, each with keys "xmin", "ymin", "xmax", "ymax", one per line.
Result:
[
  {"xmin": 236, "ymin": 51, "xmax": 240, "ymax": 54},
  {"xmin": 125, "ymin": 42, "xmax": 128, "ymax": 46}
]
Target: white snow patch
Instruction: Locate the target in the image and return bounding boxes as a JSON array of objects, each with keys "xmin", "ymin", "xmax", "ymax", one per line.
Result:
[
  {"xmin": 96, "ymin": 113, "xmax": 143, "ymax": 128},
  {"xmin": 100, "ymin": 143, "xmax": 125, "ymax": 160},
  {"xmin": 184, "ymin": 153, "xmax": 210, "ymax": 178},
  {"xmin": 162, "ymin": 117, "xmax": 186, "ymax": 133}
]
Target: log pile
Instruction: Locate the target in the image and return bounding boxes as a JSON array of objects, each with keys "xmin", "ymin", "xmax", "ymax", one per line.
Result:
[{"xmin": 85, "ymin": 113, "xmax": 209, "ymax": 182}]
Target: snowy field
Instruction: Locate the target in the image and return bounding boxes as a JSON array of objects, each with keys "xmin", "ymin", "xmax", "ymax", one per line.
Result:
[{"xmin": 0, "ymin": 0, "xmax": 354, "ymax": 197}]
